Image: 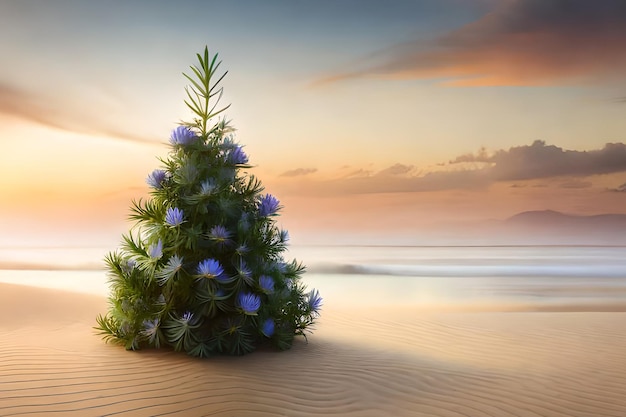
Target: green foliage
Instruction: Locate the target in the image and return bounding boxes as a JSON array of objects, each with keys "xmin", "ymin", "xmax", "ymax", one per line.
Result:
[
  {"xmin": 95, "ymin": 47, "xmax": 321, "ymax": 357},
  {"xmin": 183, "ymin": 47, "xmax": 231, "ymax": 137}
]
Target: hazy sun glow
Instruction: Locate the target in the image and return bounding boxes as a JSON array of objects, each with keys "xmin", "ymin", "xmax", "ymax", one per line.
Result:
[{"xmin": 1, "ymin": 0, "xmax": 625, "ymax": 247}]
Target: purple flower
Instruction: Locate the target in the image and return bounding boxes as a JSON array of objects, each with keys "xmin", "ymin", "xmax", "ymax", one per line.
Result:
[
  {"xmin": 169, "ymin": 126, "xmax": 197, "ymax": 146},
  {"xmin": 259, "ymin": 275, "xmax": 274, "ymax": 294},
  {"xmin": 209, "ymin": 225, "xmax": 231, "ymax": 246},
  {"xmin": 121, "ymin": 259, "xmax": 136, "ymax": 274},
  {"xmin": 148, "ymin": 239, "xmax": 163, "ymax": 259},
  {"xmin": 235, "ymin": 244, "xmax": 249, "ymax": 256},
  {"xmin": 165, "ymin": 207, "xmax": 184, "ymax": 227},
  {"xmin": 308, "ymin": 289, "xmax": 323, "ymax": 313},
  {"xmin": 261, "ymin": 318, "xmax": 275, "ymax": 337},
  {"xmin": 237, "ymin": 292, "xmax": 261, "ymax": 315},
  {"xmin": 228, "ymin": 146, "xmax": 248, "ymax": 165},
  {"xmin": 197, "ymin": 258, "xmax": 224, "ymax": 279},
  {"xmin": 146, "ymin": 169, "xmax": 168, "ymax": 189},
  {"xmin": 278, "ymin": 262, "xmax": 288, "ymax": 273},
  {"xmin": 181, "ymin": 311, "xmax": 194, "ymax": 324},
  {"xmin": 258, "ymin": 194, "xmax": 280, "ymax": 217},
  {"xmin": 280, "ymin": 229, "xmax": 290, "ymax": 243}
]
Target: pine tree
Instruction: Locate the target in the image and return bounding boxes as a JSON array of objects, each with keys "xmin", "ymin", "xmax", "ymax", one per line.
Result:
[{"xmin": 96, "ymin": 47, "xmax": 322, "ymax": 357}]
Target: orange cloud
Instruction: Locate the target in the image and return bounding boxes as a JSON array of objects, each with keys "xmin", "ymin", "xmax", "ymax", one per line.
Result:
[
  {"xmin": 315, "ymin": 0, "xmax": 626, "ymax": 87},
  {"xmin": 0, "ymin": 83, "xmax": 156, "ymax": 143},
  {"xmin": 279, "ymin": 168, "xmax": 318, "ymax": 177}
]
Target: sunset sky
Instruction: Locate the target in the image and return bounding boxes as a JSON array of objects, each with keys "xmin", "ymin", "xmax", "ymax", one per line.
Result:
[{"xmin": 1, "ymin": 0, "xmax": 626, "ymax": 246}]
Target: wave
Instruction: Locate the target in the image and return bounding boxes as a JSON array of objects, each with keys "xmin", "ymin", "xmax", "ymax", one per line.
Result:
[
  {"xmin": 308, "ymin": 262, "xmax": 626, "ymax": 278},
  {"xmin": 2, "ymin": 244, "xmax": 625, "ymax": 279}
]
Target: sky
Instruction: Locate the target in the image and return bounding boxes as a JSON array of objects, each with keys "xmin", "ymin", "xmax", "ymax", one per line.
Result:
[{"xmin": 1, "ymin": 0, "xmax": 626, "ymax": 247}]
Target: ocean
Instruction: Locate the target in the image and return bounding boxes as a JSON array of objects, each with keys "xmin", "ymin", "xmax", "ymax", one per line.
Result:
[{"xmin": 1, "ymin": 245, "xmax": 625, "ymax": 311}]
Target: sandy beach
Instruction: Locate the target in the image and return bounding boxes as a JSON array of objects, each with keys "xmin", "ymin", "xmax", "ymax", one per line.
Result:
[{"xmin": 1, "ymin": 282, "xmax": 625, "ymax": 417}]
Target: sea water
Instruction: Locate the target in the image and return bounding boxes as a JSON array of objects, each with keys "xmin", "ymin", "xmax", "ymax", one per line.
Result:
[
  {"xmin": 291, "ymin": 245, "xmax": 626, "ymax": 310},
  {"xmin": 1, "ymin": 245, "xmax": 625, "ymax": 310}
]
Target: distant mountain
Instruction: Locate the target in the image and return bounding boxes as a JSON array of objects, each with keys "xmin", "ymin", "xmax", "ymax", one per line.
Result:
[
  {"xmin": 496, "ymin": 210, "xmax": 626, "ymax": 244},
  {"xmin": 506, "ymin": 210, "xmax": 626, "ymax": 228},
  {"xmin": 396, "ymin": 210, "xmax": 626, "ymax": 245}
]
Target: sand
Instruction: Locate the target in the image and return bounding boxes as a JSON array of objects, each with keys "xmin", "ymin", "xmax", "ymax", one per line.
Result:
[{"xmin": 1, "ymin": 282, "xmax": 625, "ymax": 417}]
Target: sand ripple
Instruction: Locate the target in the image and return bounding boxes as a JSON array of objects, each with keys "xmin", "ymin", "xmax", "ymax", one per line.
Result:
[{"xmin": 1, "ymin": 284, "xmax": 625, "ymax": 416}]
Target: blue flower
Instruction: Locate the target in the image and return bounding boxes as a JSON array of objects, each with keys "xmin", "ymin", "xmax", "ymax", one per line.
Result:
[
  {"xmin": 181, "ymin": 311, "xmax": 195, "ymax": 324},
  {"xmin": 197, "ymin": 258, "xmax": 224, "ymax": 279},
  {"xmin": 146, "ymin": 169, "xmax": 168, "ymax": 189},
  {"xmin": 235, "ymin": 244, "xmax": 249, "ymax": 256},
  {"xmin": 258, "ymin": 194, "xmax": 280, "ymax": 217},
  {"xmin": 228, "ymin": 146, "xmax": 248, "ymax": 165},
  {"xmin": 148, "ymin": 239, "xmax": 163, "ymax": 259},
  {"xmin": 261, "ymin": 318, "xmax": 275, "ymax": 337},
  {"xmin": 237, "ymin": 292, "xmax": 261, "ymax": 315},
  {"xmin": 308, "ymin": 289, "xmax": 323, "ymax": 313},
  {"xmin": 170, "ymin": 126, "xmax": 197, "ymax": 146},
  {"xmin": 165, "ymin": 207, "xmax": 184, "ymax": 227},
  {"xmin": 259, "ymin": 275, "xmax": 274, "ymax": 294},
  {"xmin": 121, "ymin": 259, "xmax": 136, "ymax": 274},
  {"xmin": 275, "ymin": 261, "xmax": 288, "ymax": 274},
  {"xmin": 280, "ymin": 229, "xmax": 290, "ymax": 243},
  {"xmin": 209, "ymin": 225, "xmax": 231, "ymax": 246}
]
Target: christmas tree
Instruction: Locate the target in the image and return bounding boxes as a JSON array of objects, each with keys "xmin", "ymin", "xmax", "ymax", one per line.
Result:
[{"xmin": 96, "ymin": 47, "xmax": 322, "ymax": 357}]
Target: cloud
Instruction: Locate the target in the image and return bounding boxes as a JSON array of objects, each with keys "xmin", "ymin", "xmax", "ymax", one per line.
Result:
[
  {"xmin": 342, "ymin": 168, "xmax": 374, "ymax": 179},
  {"xmin": 0, "ymin": 83, "xmax": 155, "ymax": 144},
  {"xmin": 559, "ymin": 180, "xmax": 593, "ymax": 189},
  {"xmin": 0, "ymin": 84, "xmax": 66, "ymax": 130},
  {"xmin": 284, "ymin": 141, "xmax": 626, "ymax": 195},
  {"xmin": 452, "ymin": 140, "xmax": 626, "ymax": 180},
  {"xmin": 450, "ymin": 147, "xmax": 490, "ymax": 164},
  {"xmin": 279, "ymin": 168, "xmax": 318, "ymax": 177},
  {"xmin": 375, "ymin": 163, "xmax": 414, "ymax": 177},
  {"xmin": 315, "ymin": 0, "xmax": 626, "ymax": 86}
]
